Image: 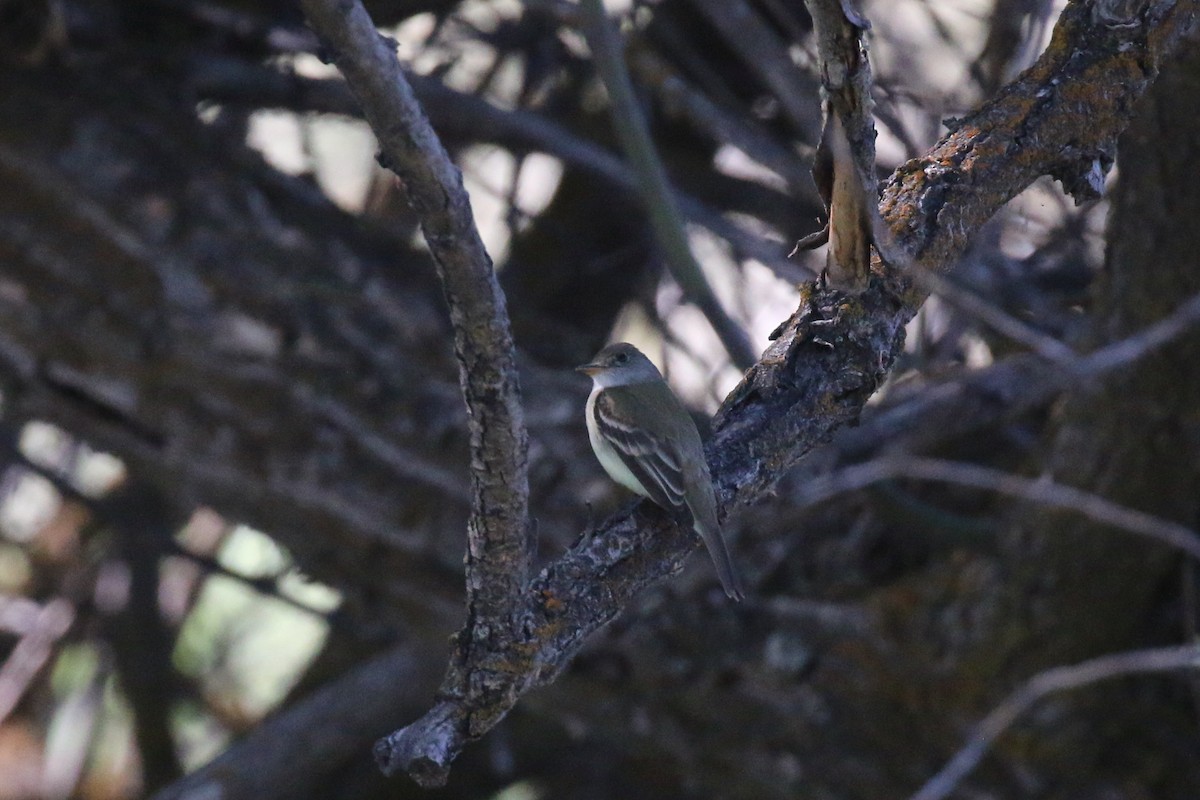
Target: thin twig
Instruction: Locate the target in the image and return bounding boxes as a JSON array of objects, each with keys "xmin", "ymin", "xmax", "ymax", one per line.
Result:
[
  {"xmin": 687, "ymin": 0, "xmax": 821, "ymax": 139},
  {"xmin": 1074, "ymin": 290, "xmax": 1200, "ymax": 377},
  {"xmin": 0, "ymin": 597, "xmax": 74, "ymax": 724},
  {"xmin": 579, "ymin": 0, "xmax": 757, "ymax": 369},
  {"xmin": 300, "ymin": 0, "xmax": 531, "ymax": 622},
  {"xmin": 913, "ymin": 267, "xmax": 1078, "ymax": 362},
  {"xmin": 1182, "ymin": 561, "xmax": 1200, "ymax": 724},
  {"xmin": 910, "ymin": 644, "xmax": 1200, "ymax": 800},
  {"xmin": 823, "ymin": 288, "xmax": 1200, "ymax": 470},
  {"xmin": 294, "ymin": 387, "xmax": 470, "ymax": 503},
  {"xmin": 795, "ymin": 456, "xmax": 1200, "ymax": 560},
  {"xmin": 627, "ymin": 47, "xmax": 816, "ymax": 196},
  {"xmin": 166, "ymin": 545, "xmax": 330, "ymax": 618}
]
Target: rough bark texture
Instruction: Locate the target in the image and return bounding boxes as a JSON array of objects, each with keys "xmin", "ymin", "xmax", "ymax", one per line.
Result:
[
  {"xmin": 880, "ymin": 0, "xmax": 1193, "ymax": 280},
  {"xmin": 822, "ymin": 22, "xmax": 1200, "ymax": 797},
  {"xmin": 301, "ymin": 0, "xmax": 531, "ymax": 636}
]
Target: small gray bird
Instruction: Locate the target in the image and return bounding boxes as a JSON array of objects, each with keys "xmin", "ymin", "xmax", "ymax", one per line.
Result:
[{"xmin": 577, "ymin": 343, "xmax": 745, "ymax": 601}]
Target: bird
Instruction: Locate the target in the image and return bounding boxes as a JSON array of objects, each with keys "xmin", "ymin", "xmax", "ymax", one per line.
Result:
[{"xmin": 576, "ymin": 342, "xmax": 745, "ymax": 600}]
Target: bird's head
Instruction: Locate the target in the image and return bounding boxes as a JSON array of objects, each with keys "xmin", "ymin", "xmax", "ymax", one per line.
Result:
[{"xmin": 576, "ymin": 342, "xmax": 663, "ymax": 387}]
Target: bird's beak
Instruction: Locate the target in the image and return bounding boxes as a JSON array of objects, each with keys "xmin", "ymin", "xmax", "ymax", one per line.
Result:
[{"xmin": 575, "ymin": 361, "xmax": 603, "ymax": 376}]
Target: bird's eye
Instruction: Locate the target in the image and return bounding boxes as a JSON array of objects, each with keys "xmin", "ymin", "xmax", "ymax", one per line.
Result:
[{"xmin": 615, "ymin": 352, "xmax": 629, "ymax": 365}]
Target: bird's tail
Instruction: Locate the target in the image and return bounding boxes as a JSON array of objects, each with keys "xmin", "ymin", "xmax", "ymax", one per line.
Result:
[{"xmin": 695, "ymin": 519, "xmax": 745, "ymax": 601}]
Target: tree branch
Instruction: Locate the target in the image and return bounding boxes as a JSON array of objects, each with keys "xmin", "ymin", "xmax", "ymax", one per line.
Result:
[
  {"xmin": 1075, "ymin": 287, "xmax": 1200, "ymax": 376},
  {"xmin": 794, "ymin": 456, "xmax": 1200, "ymax": 560},
  {"xmin": 880, "ymin": 0, "xmax": 1197, "ymax": 280},
  {"xmin": 687, "ymin": 0, "xmax": 822, "ymax": 139},
  {"xmin": 911, "ymin": 267, "xmax": 1079, "ymax": 362},
  {"xmin": 910, "ymin": 644, "xmax": 1200, "ymax": 800},
  {"xmin": 802, "ymin": 287, "xmax": 1200, "ymax": 479},
  {"xmin": 0, "ymin": 597, "xmax": 74, "ymax": 724},
  {"xmin": 299, "ymin": 0, "xmax": 531, "ymax": 745},
  {"xmin": 626, "ymin": 47, "xmax": 817, "ymax": 197}
]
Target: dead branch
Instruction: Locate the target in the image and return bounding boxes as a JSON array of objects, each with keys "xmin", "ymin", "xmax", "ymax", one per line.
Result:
[{"xmin": 910, "ymin": 644, "xmax": 1200, "ymax": 800}]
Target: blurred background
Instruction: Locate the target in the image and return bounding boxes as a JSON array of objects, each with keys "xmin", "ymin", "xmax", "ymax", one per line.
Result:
[{"xmin": 1, "ymin": 0, "xmax": 1198, "ymax": 797}]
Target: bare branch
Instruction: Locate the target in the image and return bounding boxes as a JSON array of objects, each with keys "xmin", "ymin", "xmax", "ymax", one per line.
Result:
[
  {"xmin": 579, "ymin": 0, "xmax": 757, "ymax": 369},
  {"xmin": 1075, "ymin": 289, "xmax": 1200, "ymax": 377},
  {"xmin": 912, "ymin": 267, "xmax": 1079, "ymax": 363},
  {"xmin": 880, "ymin": 0, "xmax": 1198, "ymax": 279},
  {"xmin": 627, "ymin": 47, "xmax": 817, "ymax": 198},
  {"xmin": 299, "ymin": 0, "xmax": 531, "ymax": 628},
  {"xmin": 826, "ymin": 288, "xmax": 1200, "ymax": 467},
  {"xmin": 974, "ymin": 0, "xmax": 1056, "ymax": 94},
  {"xmin": 796, "ymin": 456, "xmax": 1200, "ymax": 559},
  {"xmin": 910, "ymin": 644, "xmax": 1200, "ymax": 800}
]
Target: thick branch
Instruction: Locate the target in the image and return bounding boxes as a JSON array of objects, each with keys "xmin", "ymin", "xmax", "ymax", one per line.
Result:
[
  {"xmin": 880, "ymin": 0, "xmax": 1197, "ymax": 281},
  {"xmin": 374, "ymin": 0, "xmax": 1199, "ymax": 785},
  {"xmin": 299, "ymin": 0, "xmax": 530, "ymax": 626}
]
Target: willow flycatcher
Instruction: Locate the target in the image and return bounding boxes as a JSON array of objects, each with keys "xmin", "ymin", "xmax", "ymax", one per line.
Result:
[{"xmin": 577, "ymin": 343, "xmax": 745, "ymax": 600}]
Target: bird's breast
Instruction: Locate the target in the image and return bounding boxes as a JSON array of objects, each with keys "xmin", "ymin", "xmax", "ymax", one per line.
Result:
[{"xmin": 586, "ymin": 387, "xmax": 649, "ymax": 497}]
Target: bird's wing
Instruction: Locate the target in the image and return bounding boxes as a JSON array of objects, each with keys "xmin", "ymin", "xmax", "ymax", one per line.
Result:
[
  {"xmin": 595, "ymin": 385, "xmax": 745, "ymax": 600},
  {"xmin": 592, "ymin": 387, "xmax": 691, "ymax": 523}
]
